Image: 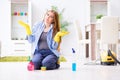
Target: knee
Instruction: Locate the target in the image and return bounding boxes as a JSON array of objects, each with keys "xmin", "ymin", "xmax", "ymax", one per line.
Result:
[
  {"xmin": 32, "ymin": 58, "xmax": 42, "ymax": 70},
  {"xmin": 42, "ymin": 60, "xmax": 52, "ymax": 67},
  {"xmin": 42, "ymin": 60, "xmax": 56, "ymax": 69}
]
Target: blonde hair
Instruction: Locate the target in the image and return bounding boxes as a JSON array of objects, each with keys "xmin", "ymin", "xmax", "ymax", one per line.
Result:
[
  {"xmin": 45, "ymin": 10, "xmax": 61, "ymax": 49},
  {"xmin": 45, "ymin": 10, "xmax": 60, "ymax": 37}
]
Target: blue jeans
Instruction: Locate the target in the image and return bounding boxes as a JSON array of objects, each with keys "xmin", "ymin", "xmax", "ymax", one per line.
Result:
[{"xmin": 32, "ymin": 49, "xmax": 60, "ymax": 70}]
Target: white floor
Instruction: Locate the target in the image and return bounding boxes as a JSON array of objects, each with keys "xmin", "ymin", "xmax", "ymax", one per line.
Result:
[{"xmin": 0, "ymin": 59, "xmax": 120, "ymax": 80}]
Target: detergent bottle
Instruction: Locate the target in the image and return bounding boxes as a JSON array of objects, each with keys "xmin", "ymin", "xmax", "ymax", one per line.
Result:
[{"xmin": 27, "ymin": 61, "xmax": 34, "ymax": 71}]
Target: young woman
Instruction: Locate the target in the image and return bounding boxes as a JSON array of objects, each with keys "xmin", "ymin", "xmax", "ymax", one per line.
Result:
[
  {"xmin": 19, "ymin": 10, "xmax": 68, "ymax": 70},
  {"xmin": 28, "ymin": 10, "xmax": 61, "ymax": 70}
]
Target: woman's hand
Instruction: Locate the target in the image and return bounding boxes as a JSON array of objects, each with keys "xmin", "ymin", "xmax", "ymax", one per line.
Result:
[
  {"xmin": 54, "ymin": 31, "xmax": 69, "ymax": 42},
  {"xmin": 18, "ymin": 20, "xmax": 32, "ymax": 35}
]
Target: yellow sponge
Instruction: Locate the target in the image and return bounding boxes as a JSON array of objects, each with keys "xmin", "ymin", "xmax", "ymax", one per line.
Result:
[{"xmin": 41, "ymin": 66, "xmax": 46, "ymax": 71}]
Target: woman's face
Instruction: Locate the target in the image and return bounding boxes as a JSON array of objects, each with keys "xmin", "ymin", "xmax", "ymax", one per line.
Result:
[{"xmin": 44, "ymin": 11, "xmax": 54, "ymax": 24}]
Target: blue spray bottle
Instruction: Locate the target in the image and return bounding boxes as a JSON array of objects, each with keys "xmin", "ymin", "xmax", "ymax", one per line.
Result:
[{"xmin": 72, "ymin": 48, "xmax": 76, "ymax": 71}]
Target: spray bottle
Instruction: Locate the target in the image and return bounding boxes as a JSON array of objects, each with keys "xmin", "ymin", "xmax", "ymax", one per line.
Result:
[{"xmin": 72, "ymin": 48, "xmax": 76, "ymax": 71}]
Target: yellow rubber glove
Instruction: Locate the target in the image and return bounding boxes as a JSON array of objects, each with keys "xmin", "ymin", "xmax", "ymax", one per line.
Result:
[
  {"xmin": 54, "ymin": 31, "xmax": 69, "ymax": 43},
  {"xmin": 58, "ymin": 55, "xmax": 67, "ymax": 62},
  {"xmin": 18, "ymin": 20, "xmax": 32, "ymax": 35}
]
